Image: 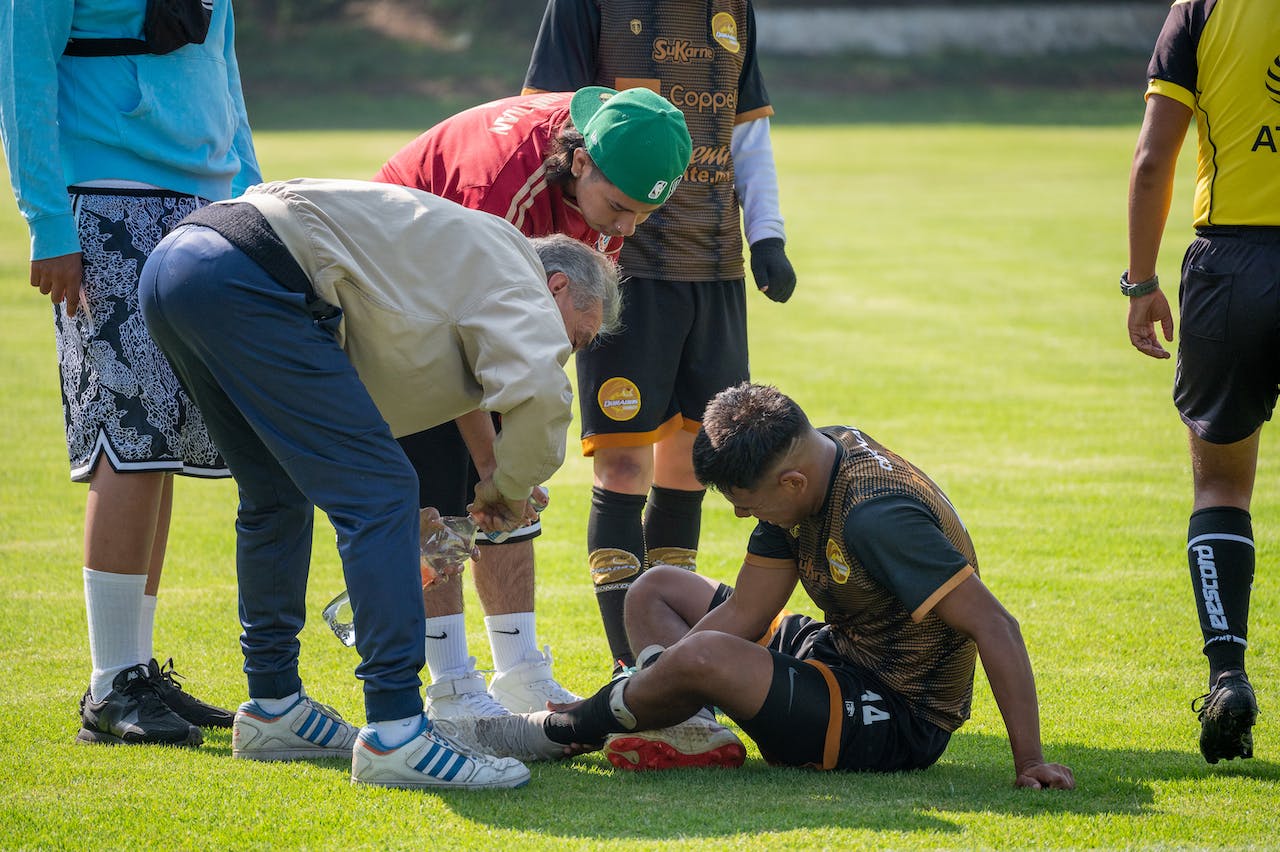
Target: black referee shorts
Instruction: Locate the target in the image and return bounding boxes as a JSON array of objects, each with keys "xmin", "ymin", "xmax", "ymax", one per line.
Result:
[{"xmin": 1175, "ymin": 227, "xmax": 1280, "ymax": 444}]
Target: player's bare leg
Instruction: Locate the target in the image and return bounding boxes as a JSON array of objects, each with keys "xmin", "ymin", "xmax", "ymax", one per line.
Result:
[{"xmin": 623, "ymin": 565, "xmax": 720, "ymax": 653}]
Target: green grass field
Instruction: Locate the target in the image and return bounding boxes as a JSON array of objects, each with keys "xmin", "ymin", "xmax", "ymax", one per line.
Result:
[{"xmin": 3, "ymin": 90, "xmax": 1279, "ymax": 850}]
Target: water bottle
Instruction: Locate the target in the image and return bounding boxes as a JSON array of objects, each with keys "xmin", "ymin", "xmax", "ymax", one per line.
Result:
[
  {"xmin": 321, "ymin": 515, "xmax": 478, "ymax": 647},
  {"xmin": 322, "ymin": 489, "xmax": 548, "ymax": 647}
]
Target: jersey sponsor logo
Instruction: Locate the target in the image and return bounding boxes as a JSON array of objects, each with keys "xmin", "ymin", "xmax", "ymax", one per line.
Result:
[
  {"xmin": 598, "ymin": 376, "xmax": 641, "ymax": 421},
  {"xmin": 668, "ymin": 84, "xmax": 737, "ymax": 115},
  {"xmin": 685, "ymin": 144, "xmax": 733, "ymax": 185},
  {"xmin": 630, "ymin": 18, "xmax": 642, "ymax": 35},
  {"xmin": 1252, "ymin": 126, "xmax": 1280, "ymax": 152},
  {"xmin": 826, "ymin": 538, "xmax": 851, "ymax": 585},
  {"xmin": 711, "ymin": 12, "xmax": 740, "ymax": 54},
  {"xmin": 1267, "ymin": 56, "xmax": 1280, "ymax": 105},
  {"xmin": 1191, "ymin": 544, "xmax": 1230, "ymax": 630},
  {"xmin": 652, "ymin": 38, "xmax": 713, "ymax": 63}
]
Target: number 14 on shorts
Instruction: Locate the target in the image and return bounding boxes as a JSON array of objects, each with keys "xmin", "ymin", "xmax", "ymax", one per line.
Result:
[{"xmin": 846, "ymin": 691, "xmax": 891, "ymax": 725}]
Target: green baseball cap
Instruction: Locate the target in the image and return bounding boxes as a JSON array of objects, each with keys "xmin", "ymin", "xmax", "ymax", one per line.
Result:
[{"xmin": 570, "ymin": 86, "xmax": 693, "ymax": 206}]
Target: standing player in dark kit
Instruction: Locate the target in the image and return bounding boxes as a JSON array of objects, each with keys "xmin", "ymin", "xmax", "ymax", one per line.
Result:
[
  {"xmin": 375, "ymin": 87, "xmax": 691, "ymax": 718},
  {"xmin": 464, "ymin": 384, "xmax": 1075, "ymax": 786},
  {"xmin": 1123, "ymin": 0, "xmax": 1279, "ymax": 764},
  {"xmin": 523, "ymin": 0, "xmax": 797, "ymax": 673}
]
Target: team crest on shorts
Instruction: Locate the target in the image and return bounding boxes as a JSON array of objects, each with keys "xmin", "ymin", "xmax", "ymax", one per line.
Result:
[
  {"xmin": 826, "ymin": 538, "xmax": 851, "ymax": 584},
  {"xmin": 630, "ymin": 18, "xmax": 642, "ymax": 35},
  {"xmin": 712, "ymin": 13, "xmax": 740, "ymax": 53},
  {"xmin": 598, "ymin": 377, "xmax": 641, "ymax": 421}
]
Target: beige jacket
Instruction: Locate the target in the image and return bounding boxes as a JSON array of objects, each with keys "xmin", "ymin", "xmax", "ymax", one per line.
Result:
[{"xmin": 227, "ymin": 178, "xmax": 573, "ymax": 502}]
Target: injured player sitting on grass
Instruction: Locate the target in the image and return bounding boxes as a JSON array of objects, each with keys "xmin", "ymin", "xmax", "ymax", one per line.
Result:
[{"xmin": 436, "ymin": 383, "xmax": 1075, "ymax": 789}]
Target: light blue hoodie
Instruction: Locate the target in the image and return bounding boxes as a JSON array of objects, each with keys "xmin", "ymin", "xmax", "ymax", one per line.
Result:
[{"xmin": 0, "ymin": 0, "xmax": 262, "ymax": 260}]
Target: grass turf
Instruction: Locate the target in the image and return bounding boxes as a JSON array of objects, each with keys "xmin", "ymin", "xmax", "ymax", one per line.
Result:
[{"xmin": 2, "ymin": 94, "xmax": 1279, "ymax": 848}]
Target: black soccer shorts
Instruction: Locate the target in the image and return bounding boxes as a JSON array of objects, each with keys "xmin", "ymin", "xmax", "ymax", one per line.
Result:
[
  {"xmin": 707, "ymin": 586, "xmax": 950, "ymax": 772},
  {"xmin": 1175, "ymin": 228, "xmax": 1280, "ymax": 445},
  {"xmin": 576, "ymin": 276, "xmax": 748, "ymax": 455}
]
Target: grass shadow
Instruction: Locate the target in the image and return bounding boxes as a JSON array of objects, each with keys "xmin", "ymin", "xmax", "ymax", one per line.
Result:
[{"xmin": 432, "ymin": 731, "xmax": 1279, "ymax": 841}]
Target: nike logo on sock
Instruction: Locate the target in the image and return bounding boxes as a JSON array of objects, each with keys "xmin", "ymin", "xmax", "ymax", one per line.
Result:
[
  {"xmin": 491, "ymin": 628, "xmax": 521, "ymax": 635},
  {"xmin": 425, "ymin": 632, "xmax": 448, "ymax": 640}
]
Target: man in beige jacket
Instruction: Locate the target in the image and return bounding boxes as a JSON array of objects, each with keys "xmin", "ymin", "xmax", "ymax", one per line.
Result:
[{"xmin": 138, "ymin": 178, "xmax": 619, "ymax": 791}]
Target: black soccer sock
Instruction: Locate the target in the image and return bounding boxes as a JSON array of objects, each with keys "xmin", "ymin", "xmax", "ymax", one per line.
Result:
[
  {"xmin": 643, "ymin": 485, "xmax": 705, "ymax": 571},
  {"xmin": 588, "ymin": 487, "xmax": 647, "ymax": 669},
  {"xmin": 1187, "ymin": 506, "xmax": 1254, "ymax": 683},
  {"xmin": 544, "ymin": 679, "xmax": 632, "ymax": 747}
]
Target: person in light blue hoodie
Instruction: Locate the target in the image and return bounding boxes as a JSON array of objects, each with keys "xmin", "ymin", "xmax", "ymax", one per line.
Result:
[{"xmin": 0, "ymin": 0, "xmax": 261, "ymax": 746}]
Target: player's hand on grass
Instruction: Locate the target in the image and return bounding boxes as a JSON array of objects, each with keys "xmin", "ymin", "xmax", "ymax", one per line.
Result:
[
  {"xmin": 1126, "ymin": 288, "xmax": 1173, "ymax": 359},
  {"xmin": 1015, "ymin": 760, "xmax": 1076, "ymax": 790},
  {"xmin": 749, "ymin": 238, "xmax": 796, "ymax": 303}
]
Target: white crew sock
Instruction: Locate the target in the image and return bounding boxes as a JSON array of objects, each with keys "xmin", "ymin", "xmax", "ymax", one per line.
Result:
[
  {"xmin": 139, "ymin": 593, "xmax": 157, "ymax": 663},
  {"xmin": 484, "ymin": 611, "xmax": 539, "ymax": 672},
  {"xmin": 84, "ymin": 567, "xmax": 145, "ymax": 702},
  {"xmin": 253, "ymin": 691, "xmax": 301, "ymax": 716},
  {"xmin": 370, "ymin": 714, "xmax": 423, "ymax": 749},
  {"xmin": 424, "ymin": 614, "xmax": 470, "ymax": 681}
]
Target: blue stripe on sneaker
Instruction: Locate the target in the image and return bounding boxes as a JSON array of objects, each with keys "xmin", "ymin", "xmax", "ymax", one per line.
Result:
[
  {"xmin": 298, "ymin": 708, "xmax": 319, "ymax": 739},
  {"xmin": 317, "ymin": 717, "xmax": 338, "ymax": 746},
  {"xmin": 440, "ymin": 753, "xmax": 464, "ymax": 781},
  {"xmin": 414, "ymin": 741, "xmax": 441, "ymax": 774}
]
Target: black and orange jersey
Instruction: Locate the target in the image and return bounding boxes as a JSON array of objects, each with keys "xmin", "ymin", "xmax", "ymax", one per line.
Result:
[
  {"xmin": 747, "ymin": 427, "xmax": 979, "ymax": 732},
  {"xmin": 524, "ymin": 0, "xmax": 773, "ymax": 281},
  {"xmin": 1146, "ymin": 0, "xmax": 1280, "ymax": 227}
]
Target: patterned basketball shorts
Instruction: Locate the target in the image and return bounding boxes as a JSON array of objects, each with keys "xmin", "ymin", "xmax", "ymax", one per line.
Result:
[{"xmin": 55, "ymin": 188, "xmax": 228, "ymax": 482}]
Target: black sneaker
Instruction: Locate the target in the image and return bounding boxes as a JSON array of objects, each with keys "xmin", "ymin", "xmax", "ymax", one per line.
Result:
[
  {"xmin": 76, "ymin": 664, "xmax": 203, "ymax": 746},
  {"xmin": 1192, "ymin": 670, "xmax": 1258, "ymax": 764},
  {"xmin": 147, "ymin": 657, "xmax": 234, "ymax": 729}
]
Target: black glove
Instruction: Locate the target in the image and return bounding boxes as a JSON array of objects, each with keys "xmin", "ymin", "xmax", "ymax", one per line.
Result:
[{"xmin": 749, "ymin": 238, "xmax": 796, "ymax": 303}]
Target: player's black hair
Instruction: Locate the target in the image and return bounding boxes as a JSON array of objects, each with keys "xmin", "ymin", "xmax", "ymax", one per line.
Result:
[
  {"xmin": 544, "ymin": 120, "xmax": 586, "ymax": 187},
  {"xmin": 692, "ymin": 383, "xmax": 810, "ymax": 493}
]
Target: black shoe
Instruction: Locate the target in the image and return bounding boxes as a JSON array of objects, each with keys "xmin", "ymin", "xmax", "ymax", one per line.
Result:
[
  {"xmin": 147, "ymin": 657, "xmax": 234, "ymax": 729},
  {"xmin": 1192, "ymin": 670, "xmax": 1258, "ymax": 764},
  {"xmin": 77, "ymin": 664, "xmax": 203, "ymax": 746}
]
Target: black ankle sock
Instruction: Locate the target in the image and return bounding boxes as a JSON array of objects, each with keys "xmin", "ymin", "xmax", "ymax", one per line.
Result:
[
  {"xmin": 1187, "ymin": 506, "xmax": 1254, "ymax": 681},
  {"xmin": 588, "ymin": 487, "xmax": 648, "ymax": 668},
  {"xmin": 544, "ymin": 680, "xmax": 629, "ymax": 747}
]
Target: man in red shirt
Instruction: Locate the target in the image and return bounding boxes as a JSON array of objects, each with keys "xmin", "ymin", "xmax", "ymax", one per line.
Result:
[{"xmin": 374, "ymin": 86, "xmax": 692, "ymax": 721}]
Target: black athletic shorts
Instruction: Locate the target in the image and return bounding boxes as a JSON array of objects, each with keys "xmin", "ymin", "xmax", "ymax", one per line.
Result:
[
  {"xmin": 576, "ymin": 277, "xmax": 748, "ymax": 455},
  {"xmin": 1174, "ymin": 227, "xmax": 1280, "ymax": 445},
  {"xmin": 396, "ymin": 415, "xmax": 540, "ymax": 545},
  {"xmin": 709, "ymin": 586, "xmax": 951, "ymax": 772}
]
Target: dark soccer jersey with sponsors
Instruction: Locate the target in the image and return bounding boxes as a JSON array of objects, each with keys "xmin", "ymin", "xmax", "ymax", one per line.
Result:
[
  {"xmin": 747, "ymin": 427, "xmax": 979, "ymax": 732},
  {"xmin": 373, "ymin": 92, "xmax": 621, "ymax": 257},
  {"xmin": 1146, "ymin": 0, "xmax": 1280, "ymax": 227},
  {"xmin": 524, "ymin": 0, "xmax": 774, "ymax": 281}
]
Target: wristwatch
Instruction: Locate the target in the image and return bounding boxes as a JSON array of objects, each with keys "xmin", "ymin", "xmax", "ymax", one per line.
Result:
[{"xmin": 1120, "ymin": 271, "xmax": 1160, "ymax": 297}]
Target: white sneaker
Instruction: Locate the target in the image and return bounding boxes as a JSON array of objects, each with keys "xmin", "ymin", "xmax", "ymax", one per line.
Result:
[
  {"xmin": 426, "ymin": 667, "xmax": 511, "ymax": 720},
  {"xmin": 489, "ymin": 646, "xmax": 581, "ymax": 713},
  {"xmin": 604, "ymin": 708, "xmax": 745, "ymax": 772},
  {"xmin": 434, "ymin": 710, "xmax": 570, "ymax": 763},
  {"xmin": 232, "ymin": 691, "xmax": 358, "ymax": 761},
  {"xmin": 351, "ymin": 716, "xmax": 530, "ymax": 790}
]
